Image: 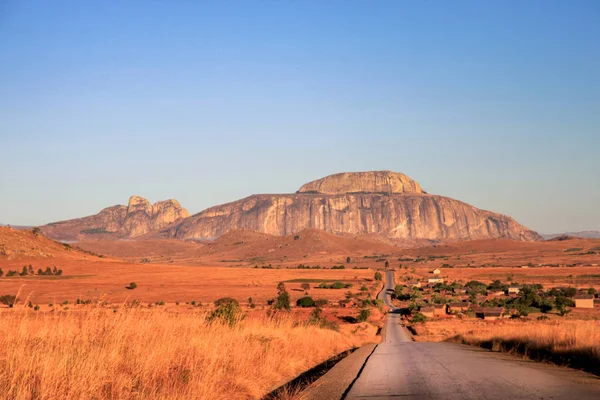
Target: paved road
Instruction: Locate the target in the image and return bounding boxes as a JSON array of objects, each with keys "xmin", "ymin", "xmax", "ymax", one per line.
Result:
[{"xmin": 346, "ymin": 271, "xmax": 600, "ymax": 400}]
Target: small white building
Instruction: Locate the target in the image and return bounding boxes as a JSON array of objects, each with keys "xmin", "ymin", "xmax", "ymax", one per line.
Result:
[
  {"xmin": 432, "ymin": 268, "xmax": 441, "ymax": 275},
  {"xmin": 428, "ymin": 277, "xmax": 444, "ymax": 284},
  {"xmin": 575, "ymin": 295, "xmax": 594, "ymax": 309},
  {"xmin": 508, "ymin": 286, "xmax": 521, "ymax": 294}
]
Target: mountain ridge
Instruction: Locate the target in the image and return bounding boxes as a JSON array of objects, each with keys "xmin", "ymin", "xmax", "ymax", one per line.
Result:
[{"xmin": 39, "ymin": 171, "xmax": 542, "ymax": 243}]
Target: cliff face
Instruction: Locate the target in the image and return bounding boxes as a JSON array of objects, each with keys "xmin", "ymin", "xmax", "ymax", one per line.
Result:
[
  {"xmin": 41, "ymin": 196, "xmax": 189, "ymax": 241},
  {"xmin": 170, "ymin": 172, "xmax": 541, "ymax": 242}
]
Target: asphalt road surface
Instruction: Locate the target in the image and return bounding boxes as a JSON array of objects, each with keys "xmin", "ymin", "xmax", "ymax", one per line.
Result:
[{"xmin": 345, "ymin": 271, "xmax": 600, "ymax": 400}]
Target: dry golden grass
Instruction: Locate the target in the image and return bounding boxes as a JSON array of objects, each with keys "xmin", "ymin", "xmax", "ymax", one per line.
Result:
[
  {"xmin": 413, "ymin": 319, "xmax": 600, "ymax": 374},
  {"xmin": 0, "ymin": 306, "xmax": 369, "ymax": 400}
]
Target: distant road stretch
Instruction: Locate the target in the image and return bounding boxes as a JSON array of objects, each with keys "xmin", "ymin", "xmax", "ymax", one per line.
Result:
[{"xmin": 345, "ymin": 271, "xmax": 600, "ymax": 400}]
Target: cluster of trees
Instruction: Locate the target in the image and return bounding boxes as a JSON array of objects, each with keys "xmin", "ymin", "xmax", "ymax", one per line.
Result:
[{"xmin": 0, "ymin": 265, "xmax": 62, "ymax": 277}]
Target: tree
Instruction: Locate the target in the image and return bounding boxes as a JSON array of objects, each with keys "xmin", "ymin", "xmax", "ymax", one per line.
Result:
[
  {"xmin": 32, "ymin": 227, "xmax": 41, "ymax": 236},
  {"xmin": 374, "ymin": 272, "xmax": 383, "ymax": 281},
  {"xmin": 300, "ymin": 282, "xmax": 310, "ymax": 291},
  {"xmin": 555, "ymin": 295, "xmax": 571, "ymax": 316},
  {"xmin": 0, "ymin": 268, "xmax": 3, "ymax": 277},
  {"xmin": 384, "ymin": 260, "xmax": 390, "ymax": 269},
  {"xmin": 274, "ymin": 282, "xmax": 291, "ymax": 311},
  {"xmin": 20, "ymin": 266, "xmax": 28, "ymax": 276},
  {"xmin": 346, "ymin": 256, "xmax": 351, "ymax": 263},
  {"xmin": 126, "ymin": 282, "xmax": 137, "ymax": 290},
  {"xmin": 588, "ymin": 288, "xmax": 597, "ymax": 295}
]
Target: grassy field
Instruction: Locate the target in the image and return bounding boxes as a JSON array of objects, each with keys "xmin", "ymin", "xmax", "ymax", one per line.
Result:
[
  {"xmin": 0, "ymin": 260, "xmax": 375, "ymax": 305},
  {"xmin": 412, "ymin": 319, "xmax": 600, "ymax": 375},
  {"xmin": 0, "ymin": 306, "xmax": 373, "ymax": 400}
]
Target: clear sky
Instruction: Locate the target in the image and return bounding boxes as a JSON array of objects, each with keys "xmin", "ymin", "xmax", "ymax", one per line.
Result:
[{"xmin": 0, "ymin": 1, "xmax": 598, "ymax": 233}]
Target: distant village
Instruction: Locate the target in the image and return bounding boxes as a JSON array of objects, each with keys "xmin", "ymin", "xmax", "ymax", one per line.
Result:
[{"xmin": 391, "ymin": 268, "xmax": 600, "ymax": 321}]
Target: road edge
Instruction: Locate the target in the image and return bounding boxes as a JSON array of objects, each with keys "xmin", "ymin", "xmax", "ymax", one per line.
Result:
[{"xmin": 300, "ymin": 343, "xmax": 378, "ymax": 400}]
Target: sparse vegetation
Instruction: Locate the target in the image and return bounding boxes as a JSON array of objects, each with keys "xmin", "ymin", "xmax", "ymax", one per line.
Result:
[{"xmin": 357, "ymin": 308, "xmax": 371, "ymax": 322}]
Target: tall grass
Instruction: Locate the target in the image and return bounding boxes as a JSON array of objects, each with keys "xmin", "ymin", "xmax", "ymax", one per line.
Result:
[
  {"xmin": 413, "ymin": 319, "xmax": 600, "ymax": 374},
  {"xmin": 0, "ymin": 307, "xmax": 363, "ymax": 399}
]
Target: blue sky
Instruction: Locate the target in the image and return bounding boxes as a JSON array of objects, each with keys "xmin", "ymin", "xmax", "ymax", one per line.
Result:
[{"xmin": 0, "ymin": 1, "xmax": 598, "ymax": 233}]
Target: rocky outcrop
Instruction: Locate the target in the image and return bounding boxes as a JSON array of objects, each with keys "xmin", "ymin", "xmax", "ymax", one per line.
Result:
[
  {"xmin": 41, "ymin": 196, "xmax": 189, "ymax": 241},
  {"xmin": 41, "ymin": 171, "xmax": 542, "ymax": 243},
  {"xmin": 170, "ymin": 171, "xmax": 541, "ymax": 242},
  {"xmin": 298, "ymin": 171, "xmax": 423, "ymax": 195}
]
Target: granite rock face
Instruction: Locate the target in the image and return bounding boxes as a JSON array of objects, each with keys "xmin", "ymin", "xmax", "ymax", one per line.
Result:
[
  {"xmin": 298, "ymin": 171, "xmax": 423, "ymax": 195},
  {"xmin": 41, "ymin": 196, "xmax": 189, "ymax": 240},
  {"xmin": 170, "ymin": 172, "xmax": 541, "ymax": 242}
]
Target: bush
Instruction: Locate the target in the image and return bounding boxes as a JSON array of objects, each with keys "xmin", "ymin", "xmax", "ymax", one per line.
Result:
[
  {"xmin": 0, "ymin": 294, "xmax": 17, "ymax": 308},
  {"xmin": 126, "ymin": 282, "xmax": 137, "ymax": 290},
  {"xmin": 209, "ymin": 297, "xmax": 244, "ymax": 326},
  {"xmin": 296, "ymin": 296, "xmax": 315, "ymax": 308},
  {"xmin": 214, "ymin": 297, "xmax": 239, "ymax": 307},
  {"xmin": 314, "ymin": 298, "xmax": 328, "ymax": 307},
  {"xmin": 357, "ymin": 308, "xmax": 371, "ymax": 322},
  {"xmin": 374, "ymin": 272, "xmax": 383, "ymax": 281},
  {"xmin": 300, "ymin": 282, "xmax": 310, "ymax": 291},
  {"xmin": 411, "ymin": 313, "xmax": 427, "ymax": 323},
  {"xmin": 318, "ymin": 282, "xmax": 352, "ymax": 289}
]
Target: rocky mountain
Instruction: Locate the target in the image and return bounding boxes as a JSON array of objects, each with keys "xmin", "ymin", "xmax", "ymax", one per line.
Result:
[
  {"xmin": 41, "ymin": 196, "xmax": 189, "ymax": 241},
  {"xmin": 169, "ymin": 171, "xmax": 541, "ymax": 242}
]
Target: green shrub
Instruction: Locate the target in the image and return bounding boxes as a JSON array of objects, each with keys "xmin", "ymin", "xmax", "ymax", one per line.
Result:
[
  {"xmin": 374, "ymin": 272, "xmax": 383, "ymax": 281},
  {"xmin": 209, "ymin": 297, "xmax": 244, "ymax": 326},
  {"xmin": 126, "ymin": 282, "xmax": 137, "ymax": 290},
  {"xmin": 411, "ymin": 313, "xmax": 427, "ymax": 323},
  {"xmin": 296, "ymin": 296, "xmax": 315, "ymax": 307},
  {"xmin": 357, "ymin": 308, "xmax": 371, "ymax": 322}
]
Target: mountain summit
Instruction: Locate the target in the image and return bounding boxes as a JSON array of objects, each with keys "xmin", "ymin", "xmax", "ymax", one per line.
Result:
[
  {"xmin": 41, "ymin": 196, "xmax": 189, "ymax": 241},
  {"xmin": 298, "ymin": 171, "xmax": 423, "ymax": 195},
  {"xmin": 169, "ymin": 171, "xmax": 541, "ymax": 242}
]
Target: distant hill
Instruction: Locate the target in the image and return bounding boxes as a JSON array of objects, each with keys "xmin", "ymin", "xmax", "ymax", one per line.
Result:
[
  {"xmin": 541, "ymin": 231, "xmax": 600, "ymax": 240},
  {"xmin": 0, "ymin": 226, "xmax": 86, "ymax": 260}
]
